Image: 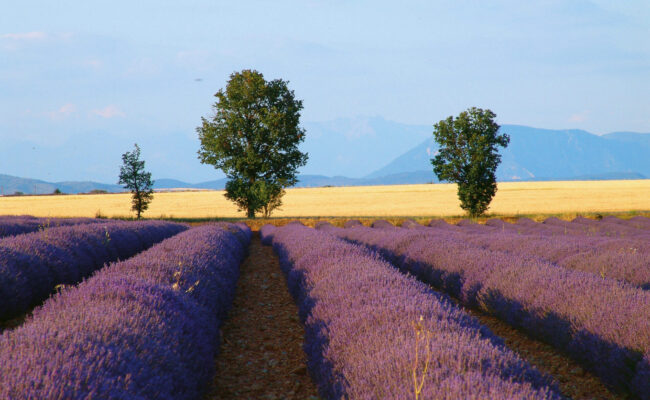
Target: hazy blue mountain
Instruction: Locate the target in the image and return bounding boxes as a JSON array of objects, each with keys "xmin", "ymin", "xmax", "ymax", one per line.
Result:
[
  {"xmin": 300, "ymin": 116, "xmax": 431, "ymax": 177},
  {"xmin": 0, "ymin": 116, "xmax": 429, "ymax": 184},
  {"xmin": 562, "ymin": 172, "xmax": 646, "ymax": 181},
  {"xmin": 294, "ymin": 172, "xmax": 437, "ymax": 187},
  {"xmin": 368, "ymin": 125, "xmax": 650, "ymax": 181},
  {"xmin": 603, "ymin": 132, "xmax": 650, "ymax": 147},
  {"xmin": 153, "ymin": 179, "xmax": 197, "ymax": 189},
  {"xmin": 192, "ymin": 179, "xmax": 229, "ymax": 190},
  {"xmin": 0, "ymin": 129, "xmax": 221, "ymax": 184},
  {"xmin": 1, "ymin": 118, "xmax": 649, "ymax": 195},
  {"xmin": 0, "ymin": 174, "xmax": 123, "ymax": 195}
]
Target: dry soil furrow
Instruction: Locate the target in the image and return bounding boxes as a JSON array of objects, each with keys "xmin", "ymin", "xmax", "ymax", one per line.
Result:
[
  {"xmin": 461, "ymin": 303, "xmax": 624, "ymax": 400},
  {"xmin": 207, "ymin": 232, "xmax": 319, "ymax": 400},
  {"xmin": 0, "ymin": 313, "xmax": 29, "ymax": 334}
]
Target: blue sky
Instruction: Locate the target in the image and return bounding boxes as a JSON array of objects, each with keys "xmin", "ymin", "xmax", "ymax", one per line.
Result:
[{"xmin": 1, "ymin": 1, "xmax": 649, "ymax": 182}]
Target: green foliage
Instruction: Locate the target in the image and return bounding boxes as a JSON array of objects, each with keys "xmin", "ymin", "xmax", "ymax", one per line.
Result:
[
  {"xmin": 431, "ymin": 107, "xmax": 509, "ymax": 217},
  {"xmin": 118, "ymin": 143, "xmax": 154, "ymax": 219},
  {"xmin": 95, "ymin": 209, "xmax": 107, "ymax": 219},
  {"xmin": 224, "ymin": 178, "xmax": 284, "ymax": 218},
  {"xmin": 53, "ymin": 188, "xmax": 62, "ymax": 195},
  {"xmin": 89, "ymin": 189, "xmax": 108, "ymax": 194},
  {"xmin": 197, "ymin": 69, "xmax": 308, "ymax": 218}
]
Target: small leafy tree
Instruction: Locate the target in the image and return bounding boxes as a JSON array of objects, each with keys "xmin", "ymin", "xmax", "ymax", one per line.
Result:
[
  {"xmin": 197, "ymin": 69, "xmax": 308, "ymax": 218},
  {"xmin": 118, "ymin": 143, "xmax": 154, "ymax": 219},
  {"xmin": 431, "ymin": 107, "xmax": 509, "ymax": 217}
]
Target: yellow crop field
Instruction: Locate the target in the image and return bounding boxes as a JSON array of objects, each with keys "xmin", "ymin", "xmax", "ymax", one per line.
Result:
[{"xmin": 0, "ymin": 180, "xmax": 648, "ymax": 219}]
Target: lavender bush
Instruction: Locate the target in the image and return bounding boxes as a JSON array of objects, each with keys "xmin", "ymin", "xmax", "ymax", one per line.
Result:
[
  {"xmin": 480, "ymin": 216, "xmax": 650, "ymax": 239},
  {"xmin": 400, "ymin": 219, "xmax": 421, "ymax": 229},
  {"xmin": 325, "ymin": 224, "xmax": 650, "ymax": 397},
  {"xmin": 343, "ymin": 219, "xmax": 363, "ymax": 228},
  {"xmin": 0, "ymin": 220, "xmax": 187, "ymax": 320},
  {"xmin": 370, "ymin": 219, "xmax": 395, "ymax": 229},
  {"xmin": 627, "ymin": 216, "xmax": 650, "ymax": 230},
  {"xmin": 421, "ymin": 225, "xmax": 650, "ymax": 289},
  {"xmin": 0, "ymin": 223, "xmax": 250, "ymax": 399},
  {"xmin": 540, "ymin": 216, "xmax": 650, "ymax": 239},
  {"xmin": 263, "ymin": 223, "xmax": 562, "ymax": 399},
  {"xmin": 571, "ymin": 216, "xmax": 650, "ymax": 239},
  {"xmin": 0, "ymin": 215, "xmax": 102, "ymax": 238}
]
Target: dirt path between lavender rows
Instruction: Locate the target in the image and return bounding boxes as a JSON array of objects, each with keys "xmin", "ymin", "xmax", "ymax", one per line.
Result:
[
  {"xmin": 207, "ymin": 229, "xmax": 623, "ymax": 400},
  {"xmin": 206, "ymin": 232, "xmax": 319, "ymax": 400},
  {"xmin": 462, "ymin": 307, "xmax": 623, "ymax": 400}
]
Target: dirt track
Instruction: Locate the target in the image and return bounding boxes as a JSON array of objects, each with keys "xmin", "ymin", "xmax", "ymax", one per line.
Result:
[
  {"xmin": 207, "ymin": 232, "xmax": 319, "ymax": 400},
  {"xmin": 208, "ymin": 230, "xmax": 622, "ymax": 400}
]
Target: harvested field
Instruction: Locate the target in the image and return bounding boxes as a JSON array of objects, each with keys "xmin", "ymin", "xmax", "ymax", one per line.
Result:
[{"xmin": 0, "ymin": 180, "xmax": 648, "ymax": 219}]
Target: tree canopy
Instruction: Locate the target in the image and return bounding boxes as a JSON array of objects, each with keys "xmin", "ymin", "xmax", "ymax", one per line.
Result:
[
  {"xmin": 431, "ymin": 107, "xmax": 509, "ymax": 217},
  {"xmin": 197, "ymin": 69, "xmax": 308, "ymax": 218},
  {"xmin": 118, "ymin": 143, "xmax": 154, "ymax": 219}
]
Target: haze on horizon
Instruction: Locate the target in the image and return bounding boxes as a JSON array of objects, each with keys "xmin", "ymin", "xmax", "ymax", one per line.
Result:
[{"xmin": 1, "ymin": 1, "xmax": 649, "ymax": 183}]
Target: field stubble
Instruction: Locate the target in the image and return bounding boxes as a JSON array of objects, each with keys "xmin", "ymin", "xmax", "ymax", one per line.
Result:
[{"xmin": 0, "ymin": 180, "xmax": 648, "ymax": 220}]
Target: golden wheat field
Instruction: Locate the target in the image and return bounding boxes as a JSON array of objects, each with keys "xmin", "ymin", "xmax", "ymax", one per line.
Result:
[{"xmin": 0, "ymin": 180, "xmax": 648, "ymax": 220}]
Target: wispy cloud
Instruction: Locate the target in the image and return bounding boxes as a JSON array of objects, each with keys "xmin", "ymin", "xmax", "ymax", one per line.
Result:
[
  {"xmin": 1, "ymin": 31, "xmax": 47, "ymax": 40},
  {"xmin": 91, "ymin": 105, "xmax": 126, "ymax": 118},
  {"xmin": 1, "ymin": 31, "xmax": 48, "ymax": 50},
  {"xmin": 46, "ymin": 103, "xmax": 77, "ymax": 120},
  {"xmin": 569, "ymin": 111, "xmax": 590, "ymax": 123}
]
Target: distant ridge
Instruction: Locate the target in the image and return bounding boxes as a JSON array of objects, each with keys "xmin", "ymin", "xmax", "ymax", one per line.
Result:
[
  {"xmin": 0, "ymin": 174, "xmax": 123, "ymax": 195},
  {"xmin": 0, "ymin": 170, "xmax": 645, "ymax": 196},
  {"xmin": 367, "ymin": 125, "xmax": 650, "ymax": 181},
  {"xmin": 1, "ymin": 123, "xmax": 649, "ymax": 195}
]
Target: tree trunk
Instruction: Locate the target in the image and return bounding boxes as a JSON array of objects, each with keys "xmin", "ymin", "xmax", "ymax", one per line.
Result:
[{"xmin": 247, "ymin": 208, "xmax": 255, "ymax": 219}]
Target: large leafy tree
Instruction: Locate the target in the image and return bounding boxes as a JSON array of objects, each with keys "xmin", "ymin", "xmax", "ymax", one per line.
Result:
[
  {"xmin": 118, "ymin": 143, "xmax": 154, "ymax": 219},
  {"xmin": 431, "ymin": 107, "xmax": 509, "ymax": 217},
  {"xmin": 197, "ymin": 69, "xmax": 308, "ymax": 218}
]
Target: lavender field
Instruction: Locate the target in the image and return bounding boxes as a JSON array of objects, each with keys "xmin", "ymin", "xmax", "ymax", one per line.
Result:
[
  {"xmin": 0, "ymin": 215, "xmax": 648, "ymax": 399},
  {"xmin": 0, "ymin": 221, "xmax": 251, "ymax": 398},
  {"xmin": 315, "ymin": 217, "xmax": 650, "ymax": 398}
]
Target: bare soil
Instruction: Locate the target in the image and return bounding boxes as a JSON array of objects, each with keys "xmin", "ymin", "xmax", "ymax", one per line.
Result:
[
  {"xmin": 0, "ymin": 314, "xmax": 29, "ymax": 334},
  {"xmin": 206, "ymin": 232, "xmax": 319, "ymax": 400},
  {"xmin": 462, "ymin": 305, "xmax": 625, "ymax": 399},
  {"xmin": 206, "ymin": 229, "xmax": 625, "ymax": 400}
]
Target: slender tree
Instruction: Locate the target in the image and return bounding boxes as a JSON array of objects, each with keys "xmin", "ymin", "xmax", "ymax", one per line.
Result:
[
  {"xmin": 118, "ymin": 143, "xmax": 154, "ymax": 219},
  {"xmin": 197, "ymin": 69, "xmax": 308, "ymax": 218},
  {"xmin": 431, "ymin": 107, "xmax": 509, "ymax": 217}
]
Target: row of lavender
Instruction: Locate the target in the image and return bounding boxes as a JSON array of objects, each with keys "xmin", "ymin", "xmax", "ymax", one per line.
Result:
[
  {"xmin": 539, "ymin": 215, "xmax": 650, "ymax": 238},
  {"xmin": 0, "ymin": 215, "xmax": 103, "ymax": 238},
  {"xmin": 0, "ymin": 220, "xmax": 187, "ymax": 320},
  {"xmin": 262, "ymin": 223, "xmax": 563, "ymax": 399},
  {"xmin": 462, "ymin": 215, "xmax": 650, "ymax": 239},
  {"xmin": 0, "ymin": 223, "xmax": 251, "ymax": 399},
  {"xmin": 406, "ymin": 219, "xmax": 650, "ymax": 289},
  {"xmin": 321, "ymin": 222, "xmax": 650, "ymax": 397}
]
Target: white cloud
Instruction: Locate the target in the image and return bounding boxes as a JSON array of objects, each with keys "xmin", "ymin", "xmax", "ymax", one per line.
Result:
[
  {"xmin": 1, "ymin": 31, "xmax": 46, "ymax": 40},
  {"xmin": 91, "ymin": 105, "xmax": 126, "ymax": 118},
  {"xmin": 46, "ymin": 103, "xmax": 76, "ymax": 120},
  {"xmin": 568, "ymin": 111, "xmax": 590, "ymax": 123},
  {"xmin": 0, "ymin": 32, "xmax": 48, "ymax": 50}
]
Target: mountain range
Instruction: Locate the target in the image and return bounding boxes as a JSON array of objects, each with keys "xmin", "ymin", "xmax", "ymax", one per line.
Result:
[
  {"xmin": 368, "ymin": 125, "xmax": 650, "ymax": 181},
  {"xmin": 0, "ymin": 119, "xmax": 648, "ymax": 195}
]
